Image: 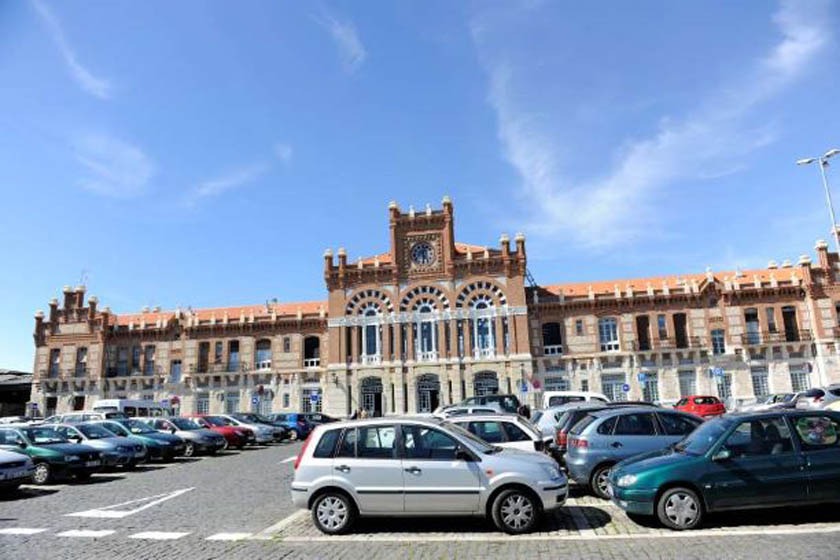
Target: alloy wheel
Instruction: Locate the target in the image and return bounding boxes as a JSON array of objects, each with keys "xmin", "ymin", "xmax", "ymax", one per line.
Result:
[
  {"xmin": 183, "ymin": 442, "xmax": 195, "ymax": 457},
  {"xmin": 33, "ymin": 463, "xmax": 50, "ymax": 485},
  {"xmin": 500, "ymin": 493, "xmax": 535, "ymax": 531}
]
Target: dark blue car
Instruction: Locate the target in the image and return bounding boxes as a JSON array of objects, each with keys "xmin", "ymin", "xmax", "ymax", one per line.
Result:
[{"xmin": 266, "ymin": 413, "xmax": 312, "ymax": 441}]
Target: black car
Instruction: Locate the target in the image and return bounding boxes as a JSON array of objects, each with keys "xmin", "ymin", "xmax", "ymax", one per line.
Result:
[
  {"xmin": 301, "ymin": 413, "xmax": 339, "ymax": 426},
  {"xmin": 461, "ymin": 394, "xmax": 521, "ymax": 414}
]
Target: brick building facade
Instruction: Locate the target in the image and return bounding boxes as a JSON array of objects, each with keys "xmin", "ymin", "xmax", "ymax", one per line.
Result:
[{"xmin": 30, "ymin": 199, "xmax": 840, "ymax": 417}]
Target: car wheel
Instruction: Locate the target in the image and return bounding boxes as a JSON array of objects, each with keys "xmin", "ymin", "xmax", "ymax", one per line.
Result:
[
  {"xmin": 657, "ymin": 487, "xmax": 703, "ymax": 530},
  {"xmin": 590, "ymin": 464, "xmax": 613, "ymax": 499},
  {"xmin": 220, "ymin": 439, "xmax": 229, "ymax": 451},
  {"xmin": 311, "ymin": 492, "xmax": 355, "ymax": 535},
  {"xmin": 32, "ymin": 463, "xmax": 51, "ymax": 485},
  {"xmin": 288, "ymin": 429, "xmax": 299, "ymax": 441},
  {"xmin": 491, "ymin": 488, "xmax": 539, "ymax": 534},
  {"xmin": 183, "ymin": 442, "xmax": 195, "ymax": 457},
  {"xmin": 124, "ymin": 460, "xmax": 138, "ymax": 470}
]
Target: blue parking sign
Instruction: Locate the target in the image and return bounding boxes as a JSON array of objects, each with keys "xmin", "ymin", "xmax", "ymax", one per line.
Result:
[
  {"xmin": 310, "ymin": 393, "xmax": 320, "ymax": 403},
  {"xmin": 520, "ymin": 381, "xmax": 528, "ymax": 393},
  {"xmin": 621, "ymin": 383, "xmax": 631, "ymax": 393},
  {"xmin": 710, "ymin": 367, "xmax": 724, "ymax": 378}
]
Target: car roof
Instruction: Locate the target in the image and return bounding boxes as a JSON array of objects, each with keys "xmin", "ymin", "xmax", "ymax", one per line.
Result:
[
  {"xmin": 448, "ymin": 414, "xmax": 523, "ymax": 422},
  {"xmin": 589, "ymin": 406, "xmax": 674, "ymax": 418},
  {"xmin": 725, "ymin": 409, "xmax": 840, "ymax": 420},
  {"xmin": 313, "ymin": 416, "xmax": 447, "ymax": 430}
]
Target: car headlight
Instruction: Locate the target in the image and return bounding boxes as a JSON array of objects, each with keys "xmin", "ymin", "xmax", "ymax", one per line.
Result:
[
  {"xmin": 64, "ymin": 455, "xmax": 80, "ymax": 461},
  {"xmin": 616, "ymin": 474, "xmax": 637, "ymax": 488},
  {"xmin": 540, "ymin": 464, "xmax": 562, "ymax": 480}
]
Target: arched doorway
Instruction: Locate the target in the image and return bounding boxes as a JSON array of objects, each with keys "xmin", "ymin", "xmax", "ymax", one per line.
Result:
[
  {"xmin": 474, "ymin": 371, "xmax": 499, "ymax": 396},
  {"xmin": 360, "ymin": 376, "xmax": 383, "ymax": 417},
  {"xmin": 416, "ymin": 374, "xmax": 440, "ymax": 413}
]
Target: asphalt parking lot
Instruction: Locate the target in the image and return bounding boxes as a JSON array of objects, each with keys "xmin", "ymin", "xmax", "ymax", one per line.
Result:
[{"xmin": 3, "ymin": 442, "xmax": 840, "ymax": 559}]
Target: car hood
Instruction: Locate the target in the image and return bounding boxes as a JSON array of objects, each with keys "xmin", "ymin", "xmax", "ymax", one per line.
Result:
[
  {"xmin": 494, "ymin": 446, "xmax": 557, "ymax": 468},
  {"xmin": 615, "ymin": 447, "xmax": 695, "ymax": 474},
  {"xmin": 37, "ymin": 442, "xmax": 99, "ymax": 455},
  {"xmin": 82, "ymin": 437, "xmax": 125, "ymax": 450},
  {"xmin": 140, "ymin": 432, "xmax": 183, "ymax": 445}
]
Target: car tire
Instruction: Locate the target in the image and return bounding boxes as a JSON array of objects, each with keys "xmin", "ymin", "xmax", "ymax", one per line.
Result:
[
  {"xmin": 491, "ymin": 488, "xmax": 540, "ymax": 535},
  {"xmin": 590, "ymin": 464, "xmax": 613, "ymax": 499},
  {"xmin": 311, "ymin": 491, "xmax": 356, "ymax": 535},
  {"xmin": 656, "ymin": 487, "xmax": 703, "ymax": 530},
  {"xmin": 32, "ymin": 463, "xmax": 51, "ymax": 485},
  {"xmin": 183, "ymin": 442, "xmax": 195, "ymax": 458},
  {"xmin": 288, "ymin": 429, "xmax": 299, "ymax": 441}
]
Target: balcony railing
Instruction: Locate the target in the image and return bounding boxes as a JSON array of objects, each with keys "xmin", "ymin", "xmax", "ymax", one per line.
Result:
[
  {"xmin": 304, "ymin": 358, "xmax": 320, "ymax": 368},
  {"xmin": 474, "ymin": 347, "xmax": 496, "ymax": 359},
  {"xmin": 543, "ymin": 344, "xmax": 563, "ymax": 356},
  {"xmin": 361, "ymin": 354, "xmax": 382, "ymax": 366},
  {"xmin": 738, "ymin": 330, "xmax": 811, "ymax": 345},
  {"xmin": 417, "ymin": 350, "xmax": 438, "ymax": 362},
  {"xmin": 255, "ymin": 359, "xmax": 272, "ymax": 371}
]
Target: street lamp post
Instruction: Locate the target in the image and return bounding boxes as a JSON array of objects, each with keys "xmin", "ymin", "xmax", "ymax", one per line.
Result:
[{"xmin": 797, "ymin": 148, "xmax": 840, "ymax": 254}]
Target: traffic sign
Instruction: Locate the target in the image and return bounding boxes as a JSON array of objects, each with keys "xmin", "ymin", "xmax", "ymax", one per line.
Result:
[
  {"xmin": 637, "ymin": 372, "xmax": 648, "ymax": 383},
  {"xmin": 520, "ymin": 381, "xmax": 528, "ymax": 393},
  {"xmin": 710, "ymin": 367, "xmax": 724, "ymax": 378},
  {"xmin": 310, "ymin": 393, "xmax": 320, "ymax": 403},
  {"xmin": 251, "ymin": 396, "xmax": 259, "ymax": 405},
  {"xmin": 621, "ymin": 383, "xmax": 631, "ymax": 393}
]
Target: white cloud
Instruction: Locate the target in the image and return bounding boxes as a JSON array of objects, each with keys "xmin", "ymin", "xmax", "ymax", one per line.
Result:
[
  {"xmin": 316, "ymin": 13, "xmax": 367, "ymax": 73},
  {"xmin": 475, "ymin": 0, "xmax": 832, "ymax": 250},
  {"xmin": 187, "ymin": 163, "xmax": 270, "ymax": 204},
  {"xmin": 31, "ymin": 0, "xmax": 112, "ymax": 99},
  {"xmin": 274, "ymin": 143, "xmax": 293, "ymax": 164},
  {"xmin": 74, "ymin": 134, "xmax": 155, "ymax": 197}
]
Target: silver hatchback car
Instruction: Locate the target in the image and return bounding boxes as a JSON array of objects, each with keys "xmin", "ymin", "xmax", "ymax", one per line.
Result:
[{"xmin": 291, "ymin": 417, "xmax": 567, "ymax": 535}]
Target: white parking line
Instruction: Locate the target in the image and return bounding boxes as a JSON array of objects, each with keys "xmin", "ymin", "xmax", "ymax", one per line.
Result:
[
  {"xmin": 129, "ymin": 531, "xmax": 190, "ymax": 540},
  {"xmin": 65, "ymin": 488, "xmax": 195, "ymax": 519},
  {"xmin": 279, "ymin": 456, "xmax": 297, "ymax": 464},
  {"xmin": 206, "ymin": 532, "xmax": 252, "ymax": 541},
  {"xmin": 0, "ymin": 528, "xmax": 48, "ymax": 535},
  {"xmin": 251, "ymin": 510, "xmax": 308, "ymax": 540},
  {"xmin": 57, "ymin": 529, "xmax": 116, "ymax": 538}
]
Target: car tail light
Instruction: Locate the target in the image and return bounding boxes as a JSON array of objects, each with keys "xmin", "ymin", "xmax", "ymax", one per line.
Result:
[
  {"xmin": 555, "ymin": 430, "xmax": 568, "ymax": 447},
  {"xmin": 569, "ymin": 437, "xmax": 588, "ymax": 449},
  {"xmin": 293, "ymin": 433, "xmax": 313, "ymax": 470}
]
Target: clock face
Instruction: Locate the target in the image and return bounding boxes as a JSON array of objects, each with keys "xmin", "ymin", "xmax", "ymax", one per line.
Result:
[{"xmin": 410, "ymin": 242, "xmax": 435, "ymax": 266}]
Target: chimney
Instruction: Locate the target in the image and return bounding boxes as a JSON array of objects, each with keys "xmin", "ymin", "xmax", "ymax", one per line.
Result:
[
  {"xmin": 75, "ymin": 285, "xmax": 86, "ymax": 308},
  {"xmin": 514, "ymin": 232, "xmax": 526, "ymax": 256},
  {"xmin": 323, "ymin": 248, "xmax": 334, "ymax": 273},
  {"xmin": 337, "ymin": 247, "xmax": 347, "ymax": 273},
  {"xmin": 500, "ymin": 233, "xmax": 510, "ymax": 257},
  {"xmin": 62, "ymin": 285, "xmax": 73, "ymax": 310},
  {"xmin": 49, "ymin": 298, "xmax": 59, "ymax": 323}
]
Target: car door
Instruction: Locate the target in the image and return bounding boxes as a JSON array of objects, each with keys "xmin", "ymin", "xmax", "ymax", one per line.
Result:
[
  {"xmin": 501, "ymin": 421, "xmax": 538, "ymax": 452},
  {"xmin": 399, "ymin": 423, "xmax": 481, "ymax": 513},
  {"xmin": 608, "ymin": 412, "xmax": 660, "ymax": 460},
  {"xmin": 789, "ymin": 413, "xmax": 840, "ymax": 502},
  {"xmin": 333, "ymin": 424, "xmax": 404, "ymax": 513},
  {"xmin": 704, "ymin": 417, "xmax": 808, "ymax": 510}
]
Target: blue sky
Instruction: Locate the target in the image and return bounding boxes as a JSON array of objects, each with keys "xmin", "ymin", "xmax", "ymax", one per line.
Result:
[{"xmin": 1, "ymin": 0, "xmax": 839, "ymax": 371}]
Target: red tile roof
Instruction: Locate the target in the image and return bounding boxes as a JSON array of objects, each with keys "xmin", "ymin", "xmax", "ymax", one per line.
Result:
[{"xmin": 113, "ymin": 301, "xmax": 326, "ymax": 326}]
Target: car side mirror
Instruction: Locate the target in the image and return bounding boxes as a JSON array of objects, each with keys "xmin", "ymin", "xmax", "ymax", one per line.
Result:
[
  {"xmin": 454, "ymin": 446, "xmax": 472, "ymax": 461},
  {"xmin": 17, "ymin": 441, "xmax": 27, "ymax": 449},
  {"xmin": 712, "ymin": 448, "xmax": 731, "ymax": 462}
]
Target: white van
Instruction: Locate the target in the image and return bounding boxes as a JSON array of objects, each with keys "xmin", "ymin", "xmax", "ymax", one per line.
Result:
[
  {"xmin": 92, "ymin": 399, "xmax": 172, "ymax": 418},
  {"xmin": 541, "ymin": 391, "xmax": 609, "ymax": 409}
]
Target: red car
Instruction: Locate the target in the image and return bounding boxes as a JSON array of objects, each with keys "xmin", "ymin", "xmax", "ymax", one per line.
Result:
[
  {"xmin": 674, "ymin": 395, "xmax": 726, "ymax": 418},
  {"xmin": 184, "ymin": 414, "xmax": 255, "ymax": 449}
]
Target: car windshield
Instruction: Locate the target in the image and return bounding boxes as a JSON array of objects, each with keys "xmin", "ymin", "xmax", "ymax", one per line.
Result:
[
  {"xmin": 442, "ymin": 421, "xmax": 496, "ymax": 454},
  {"xmin": 22, "ymin": 427, "xmax": 66, "ymax": 444},
  {"xmin": 252, "ymin": 414, "xmax": 274, "ymax": 423},
  {"xmin": 204, "ymin": 416, "xmax": 232, "ymax": 427},
  {"xmin": 103, "ymin": 422, "xmax": 131, "ymax": 436},
  {"xmin": 78, "ymin": 424, "xmax": 117, "ymax": 439},
  {"xmin": 569, "ymin": 414, "xmax": 597, "ymax": 435},
  {"xmin": 170, "ymin": 418, "xmax": 200, "ymax": 430},
  {"xmin": 531, "ymin": 411, "xmax": 544, "ymax": 424},
  {"xmin": 125, "ymin": 420, "xmax": 156, "ymax": 434},
  {"xmin": 674, "ymin": 418, "xmax": 729, "ymax": 455}
]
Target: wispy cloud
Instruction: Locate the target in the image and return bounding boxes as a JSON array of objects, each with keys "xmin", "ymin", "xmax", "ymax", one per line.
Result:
[
  {"xmin": 474, "ymin": 0, "xmax": 832, "ymax": 250},
  {"xmin": 274, "ymin": 143, "xmax": 293, "ymax": 164},
  {"xmin": 74, "ymin": 134, "xmax": 155, "ymax": 197},
  {"xmin": 315, "ymin": 12, "xmax": 367, "ymax": 73},
  {"xmin": 31, "ymin": 0, "xmax": 112, "ymax": 99},
  {"xmin": 187, "ymin": 163, "xmax": 270, "ymax": 205}
]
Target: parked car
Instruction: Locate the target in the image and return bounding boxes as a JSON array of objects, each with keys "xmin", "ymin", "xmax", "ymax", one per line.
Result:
[
  {"xmin": 46, "ymin": 423, "xmax": 145, "ymax": 468},
  {"xmin": 291, "ymin": 417, "xmax": 567, "ymax": 535},
  {"xmin": 565, "ymin": 407, "xmax": 703, "ymax": 498},
  {"xmin": 301, "ymin": 413, "xmax": 340, "ymax": 426},
  {"xmin": 434, "ymin": 403, "xmax": 506, "ymax": 419},
  {"xmin": 229, "ymin": 413, "xmax": 288, "ymax": 441},
  {"xmin": 460, "ymin": 394, "xmax": 522, "ymax": 414},
  {"xmin": 184, "ymin": 415, "xmax": 255, "ymax": 449},
  {"xmin": 541, "ymin": 391, "xmax": 609, "ymax": 409},
  {"xmin": 140, "ymin": 417, "xmax": 227, "ymax": 456},
  {"xmin": 94, "ymin": 419, "xmax": 185, "ymax": 462},
  {"xmin": 43, "ymin": 411, "xmax": 129, "ymax": 424},
  {"xmin": 216, "ymin": 414, "xmax": 280, "ymax": 443},
  {"xmin": 674, "ymin": 396, "xmax": 726, "ymax": 419},
  {"xmin": 0, "ymin": 449, "xmax": 35, "ymax": 491},
  {"xmin": 608, "ymin": 410, "xmax": 840, "ymax": 530},
  {"xmin": 795, "ymin": 387, "xmax": 840, "ymax": 410},
  {"xmin": 267, "ymin": 413, "xmax": 313, "ymax": 441},
  {"xmin": 0, "ymin": 416, "xmax": 42, "ymax": 425},
  {"xmin": 0, "ymin": 425, "xmax": 102, "ymax": 484},
  {"xmin": 534, "ymin": 401, "xmax": 656, "ymax": 438},
  {"xmin": 448, "ymin": 414, "xmax": 553, "ymax": 455},
  {"xmin": 742, "ymin": 393, "xmax": 797, "ymax": 412}
]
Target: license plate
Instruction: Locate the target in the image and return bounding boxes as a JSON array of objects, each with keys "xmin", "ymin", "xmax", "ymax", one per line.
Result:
[{"xmin": 86, "ymin": 461, "xmax": 100, "ymax": 468}]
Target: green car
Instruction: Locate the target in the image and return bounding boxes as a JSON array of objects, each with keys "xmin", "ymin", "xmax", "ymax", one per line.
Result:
[
  {"xmin": 0, "ymin": 425, "xmax": 102, "ymax": 484},
  {"xmin": 608, "ymin": 410, "xmax": 840, "ymax": 530}
]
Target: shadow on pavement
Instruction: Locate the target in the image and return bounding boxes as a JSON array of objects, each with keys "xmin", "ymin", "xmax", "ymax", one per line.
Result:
[
  {"xmin": 346, "ymin": 506, "xmax": 611, "ymax": 534},
  {"xmin": 0, "ymin": 486, "xmax": 60, "ymax": 501},
  {"xmin": 72, "ymin": 475, "xmax": 125, "ymax": 485},
  {"xmin": 705, "ymin": 503, "xmax": 840, "ymax": 529}
]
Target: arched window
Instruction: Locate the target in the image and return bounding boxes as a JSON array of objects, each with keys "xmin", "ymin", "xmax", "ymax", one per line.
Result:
[
  {"xmin": 472, "ymin": 296, "xmax": 495, "ymax": 357},
  {"xmin": 361, "ymin": 305, "xmax": 381, "ymax": 364},
  {"xmin": 416, "ymin": 302, "xmax": 437, "ymax": 361}
]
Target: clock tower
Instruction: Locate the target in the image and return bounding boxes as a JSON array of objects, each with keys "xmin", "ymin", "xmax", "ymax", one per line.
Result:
[{"xmin": 389, "ymin": 196, "xmax": 456, "ymax": 281}]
